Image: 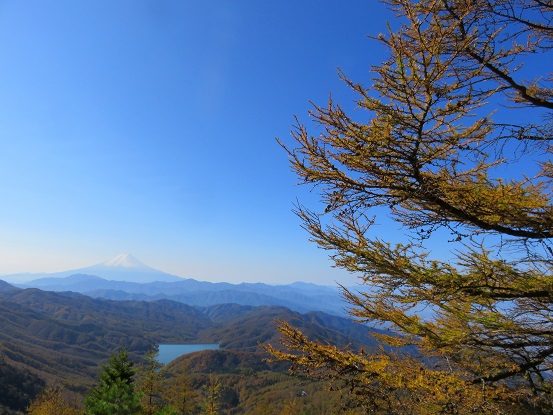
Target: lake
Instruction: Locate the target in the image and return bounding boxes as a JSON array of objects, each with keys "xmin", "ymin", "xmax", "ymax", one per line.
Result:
[{"xmin": 157, "ymin": 343, "xmax": 220, "ymax": 365}]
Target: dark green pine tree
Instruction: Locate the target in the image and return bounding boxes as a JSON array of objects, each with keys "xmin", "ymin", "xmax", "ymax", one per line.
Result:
[{"xmin": 84, "ymin": 349, "xmax": 142, "ymax": 415}]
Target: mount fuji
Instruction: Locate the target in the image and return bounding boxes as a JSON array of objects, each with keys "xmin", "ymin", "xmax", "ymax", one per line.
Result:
[
  {"xmin": 3, "ymin": 253, "xmax": 183, "ymax": 284},
  {"xmin": 1, "ymin": 254, "xmax": 348, "ymax": 316},
  {"xmin": 73, "ymin": 253, "xmax": 183, "ymax": 282}
]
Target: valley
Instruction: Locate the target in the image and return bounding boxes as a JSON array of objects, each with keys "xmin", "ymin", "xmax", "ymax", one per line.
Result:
[{"xmin": 0, "ymin": 262, "xmax": 376, "ymax": 414}]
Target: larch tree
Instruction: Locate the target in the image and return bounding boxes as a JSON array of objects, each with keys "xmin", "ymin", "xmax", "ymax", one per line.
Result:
[
  {"xmin": 264, "ymin": 0, "xmax": 553, "ymax": 414},
  {"xmin": 162, "ymin": 364, "xmax": 198, "ymax": 415},
  {"xmin": 202, "ymin": 373, "xmax": 220, "ymax": 415},
  {"xmin": 137, "ymin": 349, "xmax": 165, "ymax": 415},
  {"xmin": 26, "ymin": 386, "xmax": 78, "ymax": 415}
]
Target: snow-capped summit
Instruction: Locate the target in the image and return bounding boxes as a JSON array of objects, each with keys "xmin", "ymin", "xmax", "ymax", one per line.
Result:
[
  {"xmin": 4, "ymin": 254, "xmax": 184, "ymax": 284},
  {"xmin": 79, "ymin": 254, "xmax": 183, "ymax": 283},
  {"xmin": 100, "ymin": 253, "xmax": 148, "ymax": 269}
]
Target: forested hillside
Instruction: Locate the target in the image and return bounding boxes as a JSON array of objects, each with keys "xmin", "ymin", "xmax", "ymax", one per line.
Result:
[
  {"xmin": 0, "ymin": 284, "xmax": 380, "ymax": 414},
  {"xmin": 0, "ymin": 358, "xmax": 45, "ymax": 415},
  {"xmin": 164, "ymin": 350, "xmax": 361, "ymax": 414}
]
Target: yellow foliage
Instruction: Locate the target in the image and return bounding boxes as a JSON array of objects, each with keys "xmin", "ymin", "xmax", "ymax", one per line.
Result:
[
  {"xmin": 269, "ymin": 2, "xmax": 553, "ymax": 410},
  {"xmin": 26, "ymin": 386, "xmax": 79, "ymax": 415}
]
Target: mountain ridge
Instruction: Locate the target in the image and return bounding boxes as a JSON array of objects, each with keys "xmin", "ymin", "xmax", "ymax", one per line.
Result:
[
  {"xmin": 3, "ymin": 254, "xmax": 347, "ymax": 316},
  {"xmin": 16, "ymin": 274, "xmax": 346, "ymax": 316}
]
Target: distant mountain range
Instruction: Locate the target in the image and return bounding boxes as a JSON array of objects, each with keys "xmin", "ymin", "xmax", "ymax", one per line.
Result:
[
  {"xmin": 2, "ymin": 253, "xmax": 183, "ymax": 283},
  {"xmin": 2, "ymin": 254, "xmax": 348, "ymax": 316}
]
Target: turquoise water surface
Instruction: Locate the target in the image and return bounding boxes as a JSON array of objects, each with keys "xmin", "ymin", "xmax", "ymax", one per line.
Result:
[{"xmin": 157, "ymin": 343, "xmax": 219, "ymax": 365}]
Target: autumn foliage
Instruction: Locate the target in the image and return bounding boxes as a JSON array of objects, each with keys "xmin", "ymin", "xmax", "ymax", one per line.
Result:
[{"xmin": 266, "ymin": 0, "xmax": 553, "ymax": 413}]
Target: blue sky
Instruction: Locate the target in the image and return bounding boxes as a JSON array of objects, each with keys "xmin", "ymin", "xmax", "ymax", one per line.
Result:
[{"xmin": 0, "ymin": 0, "xmax": 395, "ymax": 284}]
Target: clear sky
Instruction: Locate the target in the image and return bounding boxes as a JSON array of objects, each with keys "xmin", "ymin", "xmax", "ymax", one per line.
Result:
[{"xmin": 0, "ymin": 0, "xmax": 395, "ymax": 284}]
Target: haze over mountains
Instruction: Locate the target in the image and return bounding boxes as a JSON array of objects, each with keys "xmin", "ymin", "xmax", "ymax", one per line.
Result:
[
  {"xmin": 2, "ymin": 254, "xmax": 347, "ymax": 316},
  {"xmin": 3, "ymin": 253, "xmax": 183, "ymax": 283}
]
